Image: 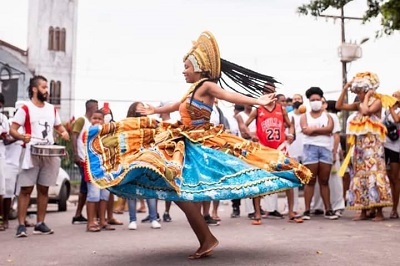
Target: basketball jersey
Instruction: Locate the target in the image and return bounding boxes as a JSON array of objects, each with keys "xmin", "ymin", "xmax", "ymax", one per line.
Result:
[{"xmin": 256, "ymin": 104, "xmax": 285, "ymax": 149}]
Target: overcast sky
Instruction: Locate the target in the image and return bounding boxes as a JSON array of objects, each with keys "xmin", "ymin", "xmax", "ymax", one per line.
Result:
[{"xmin": 1, "ymin": 0, "xmax": 399, "ymax": 120}]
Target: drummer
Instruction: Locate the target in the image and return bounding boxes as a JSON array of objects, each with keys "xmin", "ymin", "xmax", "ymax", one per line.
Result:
[{"xmin": 10, "ymin": 75, "xmax": 70, "ymax": 238}]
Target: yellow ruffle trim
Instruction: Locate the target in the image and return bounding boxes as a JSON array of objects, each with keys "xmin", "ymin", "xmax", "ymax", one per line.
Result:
[
  {"xmin": 347, "ymin": 117, "xmax": 386, "ymax": 142},
  {"xmin": 373, "ymin": 92, "xmax": 398, "ymax": 108}
]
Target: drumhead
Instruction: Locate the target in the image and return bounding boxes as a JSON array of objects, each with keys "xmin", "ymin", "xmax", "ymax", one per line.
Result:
[{"xmin": 32, "ymin": 145, "xmax": 66, "ymax": 150}]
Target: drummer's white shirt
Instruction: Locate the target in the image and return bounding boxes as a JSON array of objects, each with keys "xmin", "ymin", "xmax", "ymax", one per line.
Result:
[
  {"xmin": 13, "ymin": 101, "xmax": 62, "ymax": 145},
  {"xmin": 13, "ymin": 101, "xmax": 62, "ymax": 170}
]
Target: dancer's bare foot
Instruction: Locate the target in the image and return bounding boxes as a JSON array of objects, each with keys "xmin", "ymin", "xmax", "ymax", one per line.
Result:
[
  {"xmin": 188, "ymin": 238, "xmax": 219, "ymax": 259},
  {"xmin": 251, "ymin": 214, "xmax": 262, "ymax": 225},
  {"xmin": 372, "ymin": 215, "xmax": 385, "ymax": 222}
]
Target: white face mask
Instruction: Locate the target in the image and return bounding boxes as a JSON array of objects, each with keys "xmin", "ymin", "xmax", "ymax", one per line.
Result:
[{"xmin": 310, "ymin": 101, "xmax": 322, "ymax": 111}]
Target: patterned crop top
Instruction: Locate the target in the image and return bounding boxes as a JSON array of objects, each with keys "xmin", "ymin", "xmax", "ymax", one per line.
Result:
[{"xmin": 179, "ymin": 96, "xmax": 213, "ymax": 128}]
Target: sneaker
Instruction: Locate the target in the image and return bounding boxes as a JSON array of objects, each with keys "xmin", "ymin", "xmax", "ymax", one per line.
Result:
[
  {"xmin": 260, "ymin": 208, "xmax": 267, "ymax": 218},
  {"xmin": 141, "ymin": 215, "xmax": 150, "ymax": 223},
  {"xmin": 302, "ymin": 210, "xmax": 311, "ymax": 220},
  {"xmin": 334, "ymin": 209, "xmax": 344, "ymax": 217},
  {"xmin": 311, "ymin": 209, "xmax": 324, "ymax": 215},
  {"xmin": 231, "ymin": 207, "xmax": 240, "ymax": 218},
  {"xmin": 324, "ymin": 210, "xmax": 339, "ymax": 220},
  {"xmin": 72, "ymin": 215, "xmax": 88, "ymax": 224},
  {"xmin": 142, "ymin": 213, "xmax": 161, "ymax": 223},
  {"xmin": 248, "ymin": 209, "xmax": 266, "ymax": 220},
  {"xmin": 151, "ymin": 220, "xmax": 161, "ymax": 229},
  {"xmin": 267, "ymin": 210, "xmax": 284, "ymax": 219},
  {"xmin": 204, "ymin": 214, "xmax": 220, "ymax": 226},
  {"xmin": 128, "ymin": 221, "xmax": 137, "ymax": 230},
  {"xmin": 33, "ymin": 222, "xmax": 54, "ymax": 235},
  {"xmin": 16, "ymin": 224, "xmax": 27, "ymax": 238},
  {"xmin": 248, "ymin": 212, "xmax": 255, "ymax": 220},
  {"xmin": 163, "ymin": 212, "xmax": 172, "ymax": 222}
]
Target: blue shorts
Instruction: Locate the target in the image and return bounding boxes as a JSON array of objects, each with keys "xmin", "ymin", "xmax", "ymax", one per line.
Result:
[
  {"xmin": 302, "ymin": 144, "xmax": 333, "ymax": 165},
  {"xmin": 87, "ymin": 182, "xmax": 110, "ymax": 202}
]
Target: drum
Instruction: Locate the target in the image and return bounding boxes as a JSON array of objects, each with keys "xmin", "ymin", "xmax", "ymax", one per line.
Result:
[{"xmin": 31, "ymin": 144, "xmax": 67, "ymax": 157}]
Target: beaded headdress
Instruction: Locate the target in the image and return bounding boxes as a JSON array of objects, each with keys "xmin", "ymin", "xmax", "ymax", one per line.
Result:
[
  {"xmin": 350, "ymin": 71, "xmax": 380, "ymax": 93},
  {"xmin": 183, "ymin": 31, "xmax": 221, "ymax": 80}
]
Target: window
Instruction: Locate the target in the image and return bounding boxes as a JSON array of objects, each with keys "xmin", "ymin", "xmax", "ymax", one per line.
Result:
[
  {"xmin": 48, "ymin": 27, "xmax": 54, "ymax": 50},
  {"xmin": 48, "ymin": 26, "xmax": 66, "ymax": 52},
  {"xmin": 60, "ymin": 28, "xmax": 66, "ymax": 51},
  {"xmin": 49, "ymin": 80, "xmax": 61, "ymax": 105},
  {"xmin": 54, "ymin": 27, "xmax": 61, "ymax": 51}
]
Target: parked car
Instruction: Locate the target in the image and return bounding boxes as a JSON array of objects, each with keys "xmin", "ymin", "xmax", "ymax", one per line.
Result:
[{"xmin": 9, "ymin": 168, "xmax": 71, "ymax": 219}]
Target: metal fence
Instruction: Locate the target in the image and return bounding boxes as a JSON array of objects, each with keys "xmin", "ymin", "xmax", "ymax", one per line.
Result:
[{"xmin": 57, "ymin": 138, "xmax": 81, "ymax": 183}]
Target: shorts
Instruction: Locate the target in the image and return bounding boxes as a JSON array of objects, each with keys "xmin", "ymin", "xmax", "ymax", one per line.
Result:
[
  {"xmin": 385, "ymin": 148, "xmax": 400, "ymax": 164},
  {"xmin": 17, "ymin": 156, "xmax": 60, "ymax": 187},
  {"xmin": 302, "ymin": 144, "xmax": 333, "ymax": 165},
  {"xmin": 78, "ymin": 163, "xmax": 88, "ymax": 194},
  {"xmin": 87, "ymin": 182, "xmax": 110, "ymax": 202},
  {"xmin": 4, "ymin": 163, "xmax": 19, "ymax": 198}
]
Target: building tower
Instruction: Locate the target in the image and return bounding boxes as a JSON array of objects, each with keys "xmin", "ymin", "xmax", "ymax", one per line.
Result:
[{"xmin": 27, "ymin": 0, "xmax": 78, "ymax": 121}]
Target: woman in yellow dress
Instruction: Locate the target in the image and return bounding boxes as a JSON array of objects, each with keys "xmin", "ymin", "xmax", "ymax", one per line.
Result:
[{"xmin": 336, "ymin": 72, "xmax": 393, "ymax": 221}]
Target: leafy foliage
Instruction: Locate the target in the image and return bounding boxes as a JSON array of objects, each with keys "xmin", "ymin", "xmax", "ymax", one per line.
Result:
[
  {"xmin": 297, "ymin": 0, "xmax": 400, "ymax": 36},
  {"xmin": 54, "ymin": 117, "xmax": 75, "ymax": 169}
]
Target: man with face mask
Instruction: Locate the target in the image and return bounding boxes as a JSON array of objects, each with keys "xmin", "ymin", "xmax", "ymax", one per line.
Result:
[
  {"xmin": 10, "ymin": 75, "xmax": 70, "ymax": 237},
  {"xmin": 300, "ymin": 87, "xmax": 338, "ymax": 220}
]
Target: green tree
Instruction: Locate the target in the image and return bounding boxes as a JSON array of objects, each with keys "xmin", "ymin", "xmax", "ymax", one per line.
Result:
[{"xmin": 297, "ymin": 0, "xmax": 400, "ymax": 36}]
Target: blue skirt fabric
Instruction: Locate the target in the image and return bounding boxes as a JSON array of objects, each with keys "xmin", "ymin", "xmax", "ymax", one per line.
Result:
[{"xmin": 107, "ymin": 139, "xmax": 302, "ymax": 201}]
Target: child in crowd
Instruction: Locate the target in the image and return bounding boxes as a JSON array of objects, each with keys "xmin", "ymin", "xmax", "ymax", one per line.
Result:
[{"xmin": 85, "ymin": 110, "xmax": 114, "ymax": 232}]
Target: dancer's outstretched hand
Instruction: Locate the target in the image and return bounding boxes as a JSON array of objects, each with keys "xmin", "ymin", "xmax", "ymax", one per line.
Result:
[
  {"xmin": 137, "ymin": 104, "xmax": 155, "ymax": 116},
  {"xmin": 257, "ymin": 93, "xmax": 276, "ymax": 106}
]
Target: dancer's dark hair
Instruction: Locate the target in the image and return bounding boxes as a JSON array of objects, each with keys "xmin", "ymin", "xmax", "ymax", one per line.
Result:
[
  {"xmin": 189, "ymin": 58, "xmax": 280, "ymax": 105},
  {"xmin": 219, "ymin": 58, "xmax": 279, "ymax": 98}
]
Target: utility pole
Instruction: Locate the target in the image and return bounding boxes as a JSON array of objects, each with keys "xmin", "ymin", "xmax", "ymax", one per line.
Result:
[{"xmin": 319, "ymin": 6, "xmax": 364, "ymax": 133}]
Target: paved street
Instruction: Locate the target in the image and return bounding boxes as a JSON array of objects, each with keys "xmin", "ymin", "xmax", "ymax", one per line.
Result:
[{"xmin": 1, "ymin": 196, "xmax": 400, "ymax": 266}]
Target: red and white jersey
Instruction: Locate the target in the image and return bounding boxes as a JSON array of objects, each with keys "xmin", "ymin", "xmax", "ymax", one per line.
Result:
[
  {"xmin": 12, "ymin": 101, "xmax": 61, "ymax": 145},
  {"xmin": 256, "ymin": 103, "xmax": 285, "ymax": 149}
]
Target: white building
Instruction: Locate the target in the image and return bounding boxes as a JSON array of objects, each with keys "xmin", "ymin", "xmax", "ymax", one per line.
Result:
[{"xmin": 0, "ymin": 0, "xmax": 78, "ymax": 121}]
